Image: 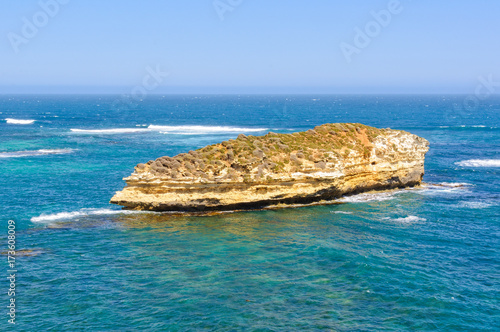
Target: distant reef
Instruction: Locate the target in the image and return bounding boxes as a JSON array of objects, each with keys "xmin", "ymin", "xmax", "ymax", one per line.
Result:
[{"xmin": 110, "ymin": 123, "xmax": 429, "ymax": 212}]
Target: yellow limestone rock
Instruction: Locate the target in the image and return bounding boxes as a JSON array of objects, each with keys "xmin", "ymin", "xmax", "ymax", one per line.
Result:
[{"xmin": 110, "ymin": 123, "xmax": 429, "ymax": 212}]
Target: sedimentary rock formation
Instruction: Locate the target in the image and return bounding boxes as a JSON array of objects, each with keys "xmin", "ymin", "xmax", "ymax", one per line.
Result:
[{"xmin": 110, "ymin": 123, "xmax": 429, "ymax": 212}]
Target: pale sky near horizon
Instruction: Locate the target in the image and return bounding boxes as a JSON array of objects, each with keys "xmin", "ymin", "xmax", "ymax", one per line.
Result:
[{"xmin": 1, "ymin": 0, "xmax": 500, "ymax": 94}]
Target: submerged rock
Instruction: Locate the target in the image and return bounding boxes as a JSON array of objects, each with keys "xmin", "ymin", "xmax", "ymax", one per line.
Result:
[
  {"xmin": 1, "ymin": 249, "xmax": 45, "ymax": 257},
  {"xmin": 110, "ymin": 123, "xmax": 429, "ymax": 212}
]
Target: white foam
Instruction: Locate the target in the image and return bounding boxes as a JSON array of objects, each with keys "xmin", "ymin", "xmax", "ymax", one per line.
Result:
[
  {"xmin": 455, "ymin": 159, "xmax": 500, "ymax": 167},
  {"xmin": 331, "ymin": 211, "xmax": 353, "ymax": 214},
  {"xmin": 5, "ymin": 118, "xmax": 36, "ymax": 124},
  {"xmin": 457, "ymin": 201, "xmax": 494, "ymax": 209},
  {"xmin": 0, "ymin": 149, "xmax": 75, "ymax": 158},
  {"xmin": 439, "ymin": 125, "xmax": 490, "ymax": 129},
  {"xmin": 338, "ymin": 191, "xmax": 399, "ymax": 203},
  {"xmin": 70, "ymin": 128, "xmax": 150, "ymax": 134},
  {"xmin": 148, "ymin": 125, "xmax": 268, "ymax": 135},
  {"xmin": 70, "ymin": 125, "xmax": 268, "ymax": 135},
  {"xmin": 419, "ymin": 183, "xmax": 471, "ymax": 196},
  {"xmin": 437, "ymin": 182, "xmax": 472, "ymax": 187},
  {"xmin": 31, "ymin": 208, "xmax": 148, "ymax": 223},
  {"xmin": 393, "ymin": 216, "xmax": 426, "ymax": 223}
]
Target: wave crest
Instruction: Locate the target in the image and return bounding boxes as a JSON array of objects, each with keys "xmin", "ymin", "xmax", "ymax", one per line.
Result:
[
  {"xmin": 31, "ymin": 208, "xmax": 149, "ymax": 223},
  {"xmin": 0, "ymin": 149, "xmax": 75, "ymax": 158},
  {"xmin": 457, "ymin": 201, "xmax": 494, "ymax": 209},
  {"xmin": 392, "ymin": 216, "xmax": 426, "ymax": 223},
  {"xmin": 70, "ymin": 128, "xmax": 149, "ymax": 134},
  {"xmin": 148, "ymin": 125, "xmax": 268, "ymax": 134},
  {"xmin": 5, "ymin": 118, "xmax": 36, "ymax": 124},
  {"xmin": 70, "ymin": 125, "xmax": 268, "ymax": 135},
  {"xmin": 338, "ymin": 191, "xmax": 399, "ymax": 203},
  {"xmin": 455, "ymin": 159, "xmax": 500, "ymax": 167}
]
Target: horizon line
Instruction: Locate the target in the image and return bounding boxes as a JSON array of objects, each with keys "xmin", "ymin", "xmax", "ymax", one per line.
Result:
[{"xmin": 0, "ymin": 92, "xmax": 492, "ymax": 96}]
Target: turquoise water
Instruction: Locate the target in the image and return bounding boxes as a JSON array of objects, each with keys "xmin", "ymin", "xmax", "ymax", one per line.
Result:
[{"xmin": 0, "ymin": 95, "xmax": 499, "ymax": 331}]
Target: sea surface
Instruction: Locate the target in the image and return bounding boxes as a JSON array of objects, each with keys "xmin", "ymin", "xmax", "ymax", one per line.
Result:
[{"xmin": 0, "ymin": 95, "xmax": 499, "ymax": 331}]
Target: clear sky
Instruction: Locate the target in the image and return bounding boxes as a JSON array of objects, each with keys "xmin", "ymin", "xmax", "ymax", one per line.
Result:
[{"xmin": 1, "ymin": 0, "xmax": 499, "ymax": 94}]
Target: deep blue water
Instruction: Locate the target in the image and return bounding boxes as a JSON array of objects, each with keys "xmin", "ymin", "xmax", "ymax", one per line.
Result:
[{"xmin": 0, "ymin": 95, "xmax": 499, "ymax": 331}]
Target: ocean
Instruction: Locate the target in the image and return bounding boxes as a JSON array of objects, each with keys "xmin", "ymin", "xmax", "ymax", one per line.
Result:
[{"xmin": 1, "ymin": 95, "xmax": 498, "ymax": 331}]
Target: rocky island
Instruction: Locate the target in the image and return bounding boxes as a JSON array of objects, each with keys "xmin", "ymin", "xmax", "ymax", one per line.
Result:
[{"xmin": 110, "ymin": 123, "xmax": 429, "ymax": 212}]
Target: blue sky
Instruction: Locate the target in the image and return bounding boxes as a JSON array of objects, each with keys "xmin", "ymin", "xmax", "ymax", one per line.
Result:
[{"xmin": 1, "ymin": 0, "xmax": 499, "ymax": 94}]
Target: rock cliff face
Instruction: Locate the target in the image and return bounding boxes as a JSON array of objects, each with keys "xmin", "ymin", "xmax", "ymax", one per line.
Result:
[{"xmin": 110, "ymin": 123, "xmax": 429, "ymax": 212}]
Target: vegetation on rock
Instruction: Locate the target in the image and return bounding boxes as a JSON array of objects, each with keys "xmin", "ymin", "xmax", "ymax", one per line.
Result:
[{"xmin": 135, "ymin": 123, "xmax": 391, "ymax": 183}]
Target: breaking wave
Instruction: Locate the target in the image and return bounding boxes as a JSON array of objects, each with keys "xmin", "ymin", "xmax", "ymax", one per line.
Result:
[
  {"xmin": 337, "ymin": 183, "xmax": 472, "ymax": 204},
  {"xmin": 456, "ymin": 201, "xmax": 494, "ymax": 209},
  {"xmin": 388, "ymin": 216, "xmax": 427, "ymax": 223},
  {"xmin": 455, "ymin": 159, "xmax": 500, "ymax": 167},
  {"xmin": 31, "ymin": 208, "xmax": 149, "ymax": 223},
  {"xmin": 438, "ymin": 125, "xmax": 495, "ymax": 129},
  {"xmin": 337, "ymin": 191, "xmax": 400, "ymax": 203},
  {"xmin": 148, "ymin": 125, "xmax": 268, "ymax": 134},
  {"xmin": 436, "ymin": 182, "xmax": 472, "ymax": 187},
  {"xmin": 419, "ymin": 182, "xmax": 472, "ymax": 196},
  {"xmin": 70, "ymin": 128, "xmax": 150, "ymax": 134},
  {"xmin": 70, "ymin": 125, "xmax": 268, "ymax": 135},
  {"xmin": 0, "ymin": 149, "xmax": 75, "ymax": 158},
  {"xmin": 5, "ymin": 118, "xmax": 36, "ymax": 124}
]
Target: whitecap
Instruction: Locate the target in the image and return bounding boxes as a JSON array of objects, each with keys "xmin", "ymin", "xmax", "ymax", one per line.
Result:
[
  {"xmin": 437, "ymin": 182, "xmax": 472, "ymax": 187},
  {"xmin": 148, "ymin": 125, "xmax": 268, "ymax": 135},
  {"xmin": 0, "ymin": 149, "xmax": 75, "ymax": 158},
  {"xmin": 439, "ymin": 125, "xmax": 489, "ymax": 129},
  {"xmin": 331, "ymin": 211, "xmax": 353, "ymax": 214},
  {"xmin": 337, "ymin": 191, "xmax": 399, "ymax": 203},
  {"xmin": 69, "ymin": 125, "xmax": 268, "ymax": 135},
  {"xmin": 392, "ymin": 216, "xmax": 426, "ymax": 223},
  {"xmin": 458, "ymin": 125, "xmax": 487, "ymax": 128},
  {"xmin": 456, "ymin": 201, "xmax": 494, "ymax": 209},
  {"xmin": 31, "ymin": 208, "xmax": 150, "ymax": 223},
  {"xmin": 5, "ymin": 118, "xmax": 36, "ymax": 124},
  {"xmin": 419, "ymin": 183, "xmax": 471, "ymax": 196},
  {"xmin": 455, "ymin": 159, "xmax": 500, "ymax": 167},
  {"xmin": 70, "ymin": 128, "xmax": 150, "ymax": 134}
]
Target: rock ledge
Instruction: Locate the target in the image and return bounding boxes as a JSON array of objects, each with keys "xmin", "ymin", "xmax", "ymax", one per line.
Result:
[{"xmin": 110, "ymin": 123, "xmax": 429, "ymax": 211}]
